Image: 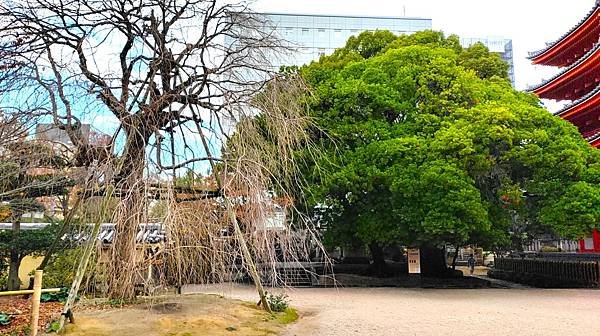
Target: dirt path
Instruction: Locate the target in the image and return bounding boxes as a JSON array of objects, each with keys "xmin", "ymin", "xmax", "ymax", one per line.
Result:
[{"xmin": 185, "ymin": 284, "xmax": 600, "ymax": 336}]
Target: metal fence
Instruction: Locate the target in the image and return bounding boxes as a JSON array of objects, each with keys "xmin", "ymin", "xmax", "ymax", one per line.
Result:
[{"xmin": 494, "ymin": 257, "xmax": 600, "ymax": 287}]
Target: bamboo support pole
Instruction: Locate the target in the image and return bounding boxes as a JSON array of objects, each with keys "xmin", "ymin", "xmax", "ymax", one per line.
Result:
[
  {"xmin": 30, "ymin": 270, "xmax": 43, "ymax": 336},
  {"xmin": 0, "ymin": 288, "xmax": 60, "ymax": 297},
  {"xmin": 193, "ymin": 118, "xmax": 272, "ymax": 314},
  {"xmin": 57, "ymin": 220, "xmax": 102, "ymax": 332},
  {"xmin": 226, "ymin": 198, "xmax": 272, "ymax": 314}
]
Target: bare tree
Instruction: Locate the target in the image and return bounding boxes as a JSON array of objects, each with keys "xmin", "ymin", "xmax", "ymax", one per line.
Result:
[{"xmin": 0, "ymin": 0, "xmax": 322, "ymax": 302}]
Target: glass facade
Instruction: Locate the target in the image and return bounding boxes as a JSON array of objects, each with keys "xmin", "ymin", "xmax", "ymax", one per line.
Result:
[
  {"xmin": 261, "ymin": 13, "xmax": 432, "ymax": 69},
  {"xmin": 259, "ymin": 13, "xmax": 515, "ymax": 87}
]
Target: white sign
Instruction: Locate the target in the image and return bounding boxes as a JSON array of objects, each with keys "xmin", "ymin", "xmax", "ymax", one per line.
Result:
[{"xmin": 408, "ymin": 248, "xmax": 421, "ymax": 274}]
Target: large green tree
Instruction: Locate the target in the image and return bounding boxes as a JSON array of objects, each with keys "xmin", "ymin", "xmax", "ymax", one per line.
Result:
[{"xmin": 298, "ymin": 30, "xmax": 600, "ymax": 275}]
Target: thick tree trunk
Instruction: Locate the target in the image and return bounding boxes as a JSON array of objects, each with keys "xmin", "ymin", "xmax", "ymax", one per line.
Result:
[
  {"xmin": 8, "ymin": 250, "xmax": 21, "ymax": 290},
  {"xmin": 8, "ymin": 220, "xmax": 21, "ymax": 290},
  {"xmin": 420, "ymin": 246, "xmax": 451, "ymax": 277},
  {"xmin": 368, "ymin": 244, "xmax": 386, "ymax": 276},
  {"xmin": 107, "ymin": 129, "xmax": 149, "ymax": 300}
]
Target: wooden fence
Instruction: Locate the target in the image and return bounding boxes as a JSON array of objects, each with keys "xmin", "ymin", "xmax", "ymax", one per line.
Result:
[{"xmin": 494, "ymin": 257, "xmax": 600, "ymax": 287}]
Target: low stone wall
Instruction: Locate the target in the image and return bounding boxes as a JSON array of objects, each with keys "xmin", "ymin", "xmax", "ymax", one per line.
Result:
[{"xmin": 489, "ymin": 257, "xmax": 600, "ymax": 288}]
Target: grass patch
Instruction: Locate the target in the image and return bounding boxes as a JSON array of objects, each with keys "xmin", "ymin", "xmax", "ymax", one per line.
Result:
[{"xmin": 275, "ymin": 308, "xmax": 298, "ymax": 324}]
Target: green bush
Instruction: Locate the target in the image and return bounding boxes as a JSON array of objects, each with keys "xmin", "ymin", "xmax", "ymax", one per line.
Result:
[
  {"xmin": 43, "ymin": 248, "xmax": 81, "ymax": 289},
  {"xmin": 41, "ymin": 287, "xmax": 69, "ymax": 303},
  {"xmin": 266, "ymin": 293, "xmax": 289, "ymax": 313}
]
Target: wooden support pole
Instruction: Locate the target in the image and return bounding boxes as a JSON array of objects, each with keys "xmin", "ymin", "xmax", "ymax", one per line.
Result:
[
  {"xmin": 226, "ymin": 198, "xmax": 272, "ymax": 314},
  {"xmin": 30, "ymin": 270, "xmax": 43, "ymax": 336},
  {"xmin": 0, "ymin": 288, "xmax": 60, "ymax": 297},
  {"xmin": 193, "ymin": 118, "xmax": 272, "ymax": 314},
  {"xmin": 57, "ymin": 221, "xmax": 102, "ymax": 332}
]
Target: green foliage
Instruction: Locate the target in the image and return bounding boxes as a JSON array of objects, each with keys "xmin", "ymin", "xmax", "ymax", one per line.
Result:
[
  {"xmin": 266, "ymin": 292, "xmax": 289, "ymax": 313},
  {"xmin": 0, "ymin": 224, "xmax": 62, "ymax": 260},
  {"xmin": 458, "ymin": 43, "xmax": 509, "ymax": 80},
  {"xmin": 42, "ymin": 248, "xmax": 81, "ymax": 289},
  {"xmin": 46, "ymin": 320, "xmax": 61, "ymax": 333},
  {"xmin": 296, "ymin": 30, "xmax": 599, "ymax": 254},
  {"xmin": 0, "ymin": 313, "xmax": 11, "ymax": 326},
  {"xmin": 41, "ymin": 287, "xmax": 69, "ymax": 303},
  {"xmin": 0, "ymin": 224, "xmax": 60, "ymax": 259}
]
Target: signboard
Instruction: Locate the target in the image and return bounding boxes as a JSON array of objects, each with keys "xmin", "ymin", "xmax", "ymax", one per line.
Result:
[{"xmin": 407, "ymin": 248, "xmax": 421, "ymax": 274}]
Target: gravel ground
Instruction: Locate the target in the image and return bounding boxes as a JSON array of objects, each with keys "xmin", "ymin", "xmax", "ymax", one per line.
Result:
[{"xmin": 185, "ymin": 284, "xmax": 600, "ymax": 336}]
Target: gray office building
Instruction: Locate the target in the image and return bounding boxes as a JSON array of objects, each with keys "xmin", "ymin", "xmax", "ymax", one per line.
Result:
[{"xmin": 260, "ymin": 13, "xmax": 515, "ymax": 86}]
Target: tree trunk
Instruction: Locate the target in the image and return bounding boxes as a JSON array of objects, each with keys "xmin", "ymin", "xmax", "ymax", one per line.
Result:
[
  {"xmin": 107, "ymin": 130, "xmax": 149, "ymax": 300},
  {"xmin": 8, "ymin": 220, "xmax": 21, "ymax": 290},
  {"xmin": 420, "ymin": 245, "xmax": 451, "ymax": 277},
  {"xmin": 8, "ymin": 249, "xmax": 21, "ymax": 290},
  {"xmin": 368, "ymin": 244, "xmax": 386, "ymax": 276},
  {"xmin": 451, "ymin": 246, "xmax": 459, "ymax": 270}
]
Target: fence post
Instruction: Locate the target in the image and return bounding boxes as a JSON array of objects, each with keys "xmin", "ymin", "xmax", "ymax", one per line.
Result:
[{"xmin": 30, "ymin": 270, "xmax": 43, "ymax": 336}]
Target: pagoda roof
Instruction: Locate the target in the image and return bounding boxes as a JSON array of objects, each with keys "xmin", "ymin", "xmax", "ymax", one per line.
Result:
[
  {"xmin": 528, "ymin": 1, "xmax": 600, "ymax": 67},
  {"xmin": 528, "ymin": 41, "xmax": 600, "ymax": 100},
  {"xmin": 554, "ymin": 83, "xmax": 600, "ymax": 146},
  {"xmin": 555, "ymin": 82, "xmax": 600, "ymax": 119},
  {"xmin": 589, "ymin": 131, "xmax": 600, "ymax": 147}
]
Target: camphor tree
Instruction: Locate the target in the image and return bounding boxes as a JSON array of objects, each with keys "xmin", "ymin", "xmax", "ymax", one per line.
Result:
[
  {"xmin": 0, "ymin": 0, "xmax": 316, "ymax": 303},
  {"xmin": 298, "ymin": 30, "xmax": 600, "ymax": 275}
]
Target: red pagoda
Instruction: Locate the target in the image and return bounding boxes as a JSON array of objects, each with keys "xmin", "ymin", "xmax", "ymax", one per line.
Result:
[{"xmin": 528, "ymin": 0, "xmax": 600, "ymax": 148}]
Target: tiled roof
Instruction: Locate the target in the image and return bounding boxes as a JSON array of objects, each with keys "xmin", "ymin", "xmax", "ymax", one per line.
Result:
[
  {"xmin": 95, "ymin": 224, "xmax": 165, "ymax": 244},
  {"xmin": 554, "ymin": 82, "xmax": 600, "ymax": 116},
  {"xmin": 0, "ymin": 222, "xmax": 166, "ymax": 244},
  {"xmin": 528, "ymin": 1, "xmax": 600, "ymax": 60},
  {"xmin": 587, "ymin": 129, "xmax": 600, "ymax": 142},
  {"xmin": 527, "ymin": 41, "xmax": 600, "ymax": 93}
]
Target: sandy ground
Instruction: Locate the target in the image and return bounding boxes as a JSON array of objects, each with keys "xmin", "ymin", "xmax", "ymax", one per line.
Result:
[
  {"xmin": 64, "ymin": 294, "xmax": 293, "ymax": 336},
  {"xmin": 185, "ymin": 284, "xmax": 600, "ymax": 336}
]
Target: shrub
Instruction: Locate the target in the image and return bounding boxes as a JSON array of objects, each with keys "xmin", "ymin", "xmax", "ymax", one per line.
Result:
[
  {"xmin": 43, "ymin": 248, "xmax": 81, "ymax": 289},
  {"xmin": 41, "ymin": 287, "xmax": 69, "ymax": 303},
  {"xmin": 266, "ymin": 292, "xmax": 289, "ymax": 312}
]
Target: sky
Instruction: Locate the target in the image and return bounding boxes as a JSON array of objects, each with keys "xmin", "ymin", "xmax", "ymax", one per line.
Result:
[{"xmin": 252, "ymin": 0, "xmax": 595, "ymax": 91}]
